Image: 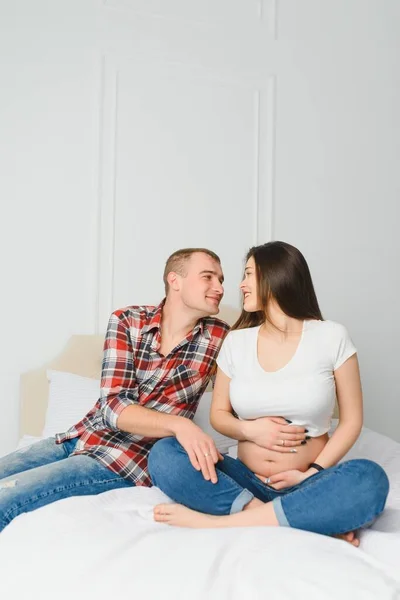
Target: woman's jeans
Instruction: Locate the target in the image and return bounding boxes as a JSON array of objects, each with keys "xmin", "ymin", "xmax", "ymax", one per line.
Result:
[
  {"xmin": 148, "ymin": 438, "xmax": 390, "ymax": 536},
  {"xmin": 0, "ymin": 437, "xmax": 134, "ymax": 532}
]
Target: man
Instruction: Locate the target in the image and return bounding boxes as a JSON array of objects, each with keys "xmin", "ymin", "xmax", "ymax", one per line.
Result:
[{"xmin": 0, "ymin": 248, "xmax": 229, "ymax": 531}]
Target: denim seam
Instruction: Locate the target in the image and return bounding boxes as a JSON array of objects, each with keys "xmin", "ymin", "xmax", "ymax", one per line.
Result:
[{"xmin": 62, "ymin": 439, "xmax": 71, "ymax": 457}]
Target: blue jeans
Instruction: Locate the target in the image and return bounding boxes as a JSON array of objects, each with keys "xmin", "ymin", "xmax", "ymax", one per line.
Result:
[
  {"xmin": 0, "ymin": 437, "xmax": 134, "ymax": 532},
  {"xmin": 148, "ymin": 437, "xmax": 389, "ymax": 536}
]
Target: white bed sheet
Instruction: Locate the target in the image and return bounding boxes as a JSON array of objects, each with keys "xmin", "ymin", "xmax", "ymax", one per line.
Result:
[
  {"xmin": 1, "ymin": 426, "xmax": 399, "ymax": 598},
  {"xmin": 0, "ymin": 486, "xmax": 399, "ymax": 600}
]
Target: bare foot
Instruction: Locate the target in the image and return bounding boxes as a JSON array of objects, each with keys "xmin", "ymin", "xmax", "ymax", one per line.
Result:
[
  {"xmin": 154, "ymin": 500, "xmax": 279, "ymax": 529},
  {"xmin": 154, "ymin": 503, "xmax": 217, "ymax": 528},
  {"xmin": 334, "ymin": 531, "xmax": 359, "ymax": 547}
]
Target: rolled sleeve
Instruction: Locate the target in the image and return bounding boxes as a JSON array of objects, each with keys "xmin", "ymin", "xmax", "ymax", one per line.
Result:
[
  {"xmin": 101, "ymin": 389, "xmax": 139, "ymax": 430},
  {"xmin": 99, "ymin": 312, "xmax": 139, "ymax": 430}
]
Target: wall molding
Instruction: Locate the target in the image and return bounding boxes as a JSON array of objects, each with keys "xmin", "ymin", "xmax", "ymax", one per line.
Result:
[
  {"xmin": 253, "ymin": 75, "xmax": 276, "ymax": 245},
  {"xmin": 265, "ymin": 74, "xmax": 276, "ymax": 241},
  {"xmin": 103, "ymin": 0, "xmax": 275, "ymax": 30},
  {"xmin": 96, "ymin": 56, "xmax": 276, "ymax": 327},
  {"xmin": 96, "ymin": 58, "xmax": 119, "ymax": 332}
]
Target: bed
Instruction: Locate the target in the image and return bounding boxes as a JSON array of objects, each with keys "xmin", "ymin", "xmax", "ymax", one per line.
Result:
[{"xmin": 1, "ymin": 306, "xmax": 399, "ymax": 599}]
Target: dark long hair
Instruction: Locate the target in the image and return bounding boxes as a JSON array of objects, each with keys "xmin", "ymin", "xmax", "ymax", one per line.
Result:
[{"xmin": 232, "ymin": 241, "xmax": 323, "ymax": 331}]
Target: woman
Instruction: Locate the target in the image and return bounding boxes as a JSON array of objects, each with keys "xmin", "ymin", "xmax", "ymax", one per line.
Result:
[{"xmin": 148, "ymin": 242, "xmax": 389, "ymax": 543}]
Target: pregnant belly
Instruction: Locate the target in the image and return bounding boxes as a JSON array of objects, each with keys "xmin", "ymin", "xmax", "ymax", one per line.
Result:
[{"xmin": 237, "ymin": 433, "xmax": 329, "ymax": 479}]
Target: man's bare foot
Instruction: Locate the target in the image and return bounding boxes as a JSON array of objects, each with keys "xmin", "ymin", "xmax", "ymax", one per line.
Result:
[
  {"xmin": 154, "ymin": 503, "xmax": 218, "ymax": 528},
  {"xmin": 334, "ymin": 531, "xmax": 359, "ymax": 547}
]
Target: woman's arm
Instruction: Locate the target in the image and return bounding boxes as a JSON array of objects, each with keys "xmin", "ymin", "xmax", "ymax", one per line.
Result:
[
  {"xmin": 210, "ymin": 368, "xmax": 308, "ymax": 451},
  {"xmin": 268, "ymin": 354, "xmax": 363, "ymax": 490},
  {"xmin": 307, "ymin": 354, "xmax": 363, "ymax": 473},
  {"xmin": 210, "ymin": 368, "xmax": 247, "ymax": 440}
]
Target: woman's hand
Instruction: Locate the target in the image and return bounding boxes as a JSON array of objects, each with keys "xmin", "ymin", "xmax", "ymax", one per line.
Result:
[
  {"xmin": 267, "ymin": 468, "xmax": 315, "ymax": 490},
  {"xmin": 243, "ymin": 417, "xmax": 308, "ymax": 452}
]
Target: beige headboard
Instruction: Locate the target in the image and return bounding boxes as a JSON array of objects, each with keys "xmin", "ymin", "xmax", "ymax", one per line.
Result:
[{"xmin": 20, "ymin": 305, "xmax": 241, "ymax": 438}]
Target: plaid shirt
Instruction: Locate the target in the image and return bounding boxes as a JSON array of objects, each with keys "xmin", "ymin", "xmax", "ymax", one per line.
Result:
[{"xmin": 56, "ymin": 301, "xmax": 229, "ymax": 486}]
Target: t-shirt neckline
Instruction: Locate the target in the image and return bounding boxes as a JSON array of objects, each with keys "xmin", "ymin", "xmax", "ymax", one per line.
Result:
[{"xmin": 254, "ymin": 320, "xmax": 306, "ymax": 375}]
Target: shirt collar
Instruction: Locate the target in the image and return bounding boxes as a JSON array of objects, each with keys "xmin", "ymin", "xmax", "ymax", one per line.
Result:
[
  {"xmin": 141, "ymin": 300, "xmax": 164, "ymax": 334},
  {"xmin": 192, "ymin": 318, "xmax": 210, "ymax": 339},
  {"xmin": 142, "ymin": 299, "xmax": 211, "ymax": 339}
]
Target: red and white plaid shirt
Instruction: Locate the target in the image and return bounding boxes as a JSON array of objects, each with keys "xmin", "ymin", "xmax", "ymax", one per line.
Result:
[{"xmin": 56, "ymin": 301, "xmax": 229, "ymax": 486}]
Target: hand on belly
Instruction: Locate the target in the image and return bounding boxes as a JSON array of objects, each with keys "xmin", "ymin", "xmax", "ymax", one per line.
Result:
[{"xmin": 237, "ymin": 434, "xmax": 328, "ymax": 479}]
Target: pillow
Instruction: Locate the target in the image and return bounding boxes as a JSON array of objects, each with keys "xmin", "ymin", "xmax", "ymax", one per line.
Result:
[
  {"xmin": 43, "ymin": 370, "xmax": 100, "ymax": 437},
  {"xmin": 193, "ymin": 392, "xmax": 237, "ymax": 453}
]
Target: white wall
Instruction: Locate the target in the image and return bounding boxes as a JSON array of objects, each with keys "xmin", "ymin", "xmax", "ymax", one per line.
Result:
[
  {"xmin": 0, "ymin": 0, "xmax": 399, "ymax": 455},
  {"xmin": 273, "ymin": 1, "xmax": 400, "ymax": 441},
  {"xmin": 0, "ymin": 0, "xmax": 102, "ymax": 454}
]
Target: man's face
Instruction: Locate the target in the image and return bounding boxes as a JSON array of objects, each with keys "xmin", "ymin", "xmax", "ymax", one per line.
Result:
[{"xmin": 178, "ymin": 252, "xmax": 224, "ymax": 316}]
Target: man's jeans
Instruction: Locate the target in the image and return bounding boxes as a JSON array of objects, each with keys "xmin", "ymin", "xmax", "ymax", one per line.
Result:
[
  {"xmin": 0, "ymin": 437, "xmax": 134, "ymax": 532},
  {"xmin": 148, "ymin": 437, "xmax": 390, "ymax": 536}
]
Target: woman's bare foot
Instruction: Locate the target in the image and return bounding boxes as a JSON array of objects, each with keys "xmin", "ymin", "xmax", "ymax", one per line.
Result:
[
  {"xmin": 154, "ymin": 500, "xmax": 278, "ymax": 529},
  {"xmin": 334, "ymin": 531, "xmax": 359, "ymax": 547},
  {"xmin": 154, "ymin": 503, "xmax": 217, "ymax": 528},
  {"xmin": 154, "ymin": 504, "xmax": 359, "ymax": 546}
]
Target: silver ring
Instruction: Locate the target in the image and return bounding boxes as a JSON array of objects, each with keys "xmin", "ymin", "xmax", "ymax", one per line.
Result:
[
  {"xmin": 290, "ymin": 448, "xmax": 297, "ymax": 453},
  {"xmin": 204, "ymin": 453, "xmax": 210, "ymax": 457},
  {"xmin": 265, "ymin": 477, "xmax": 271, "ymax": 484}
]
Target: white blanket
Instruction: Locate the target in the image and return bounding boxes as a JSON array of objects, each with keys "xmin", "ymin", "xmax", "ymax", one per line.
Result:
[
  {"xmin": 0, "ymin": 486, "xmax": 399, "ymax": 600},
  {"xmin": 1, "ymin": 425, "xmax": 400, "ymax": 599}
]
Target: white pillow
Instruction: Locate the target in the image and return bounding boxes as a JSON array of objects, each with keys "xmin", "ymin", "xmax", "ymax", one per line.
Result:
[
  {"xmin": 43, "ymin": 370, "xmax": 100, "ymax": 437},
  {"xmin": 193, "ymin": 391, "xmax": 237, "ymax": 453}
]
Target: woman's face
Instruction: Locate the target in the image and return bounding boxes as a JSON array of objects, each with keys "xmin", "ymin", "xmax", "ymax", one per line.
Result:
[{"xmin": 240, "ymin": 256, "xmax": 262, "ymax": 312}]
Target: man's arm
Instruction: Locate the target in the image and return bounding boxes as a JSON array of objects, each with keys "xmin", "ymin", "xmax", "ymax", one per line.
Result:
[
  {"xmin": 98, "ymin": 310, "xmax": 141, "ymax": 430},
  {"xmin": 116, "ymin": 403, "xmax": 188, "ymax": 438},
  {"xmin": 99, "ymin": 310, "xmax": 223, "ymax": 482},
  {"xmin": 117, "ymin": 403, "xmax": 223, "ymax": 483}
]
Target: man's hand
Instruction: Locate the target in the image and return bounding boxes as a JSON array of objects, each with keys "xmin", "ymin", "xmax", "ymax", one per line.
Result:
[
  {"xmin": 174, "ymin": 420, "xmax": 223, "ymax": 484},
  {"xmin": 267, "ymin": 468, "xmax": 313, "ymax": 490},
  {"xmin": 243, "ymin": 417, "xmax": 308, "ymax": 452}
]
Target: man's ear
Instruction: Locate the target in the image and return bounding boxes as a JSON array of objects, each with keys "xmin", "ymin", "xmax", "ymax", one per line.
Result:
[{"xmin": 167, "ymin": 271, "xmax": 180, "ymax": 291}]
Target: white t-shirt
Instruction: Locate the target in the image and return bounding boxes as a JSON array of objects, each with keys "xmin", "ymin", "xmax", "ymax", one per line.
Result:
[{"xmin": 216, "ymin": 320, "xmax": 357, "ymax": 437}]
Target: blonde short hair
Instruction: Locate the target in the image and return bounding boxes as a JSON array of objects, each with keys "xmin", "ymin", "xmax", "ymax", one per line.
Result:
[{"xmin": 163, "ymin": 248, "xmax": 221, "ymax": 295}]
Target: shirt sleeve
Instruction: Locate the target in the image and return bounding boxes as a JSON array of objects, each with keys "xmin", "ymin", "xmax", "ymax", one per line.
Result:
[
  {"xmin": 99, "ymin": 311, "xmax": 140, "ymax": 430},
  {"xmin": 333, "ymin": 323, "xmax": 357, "ymax": 371},
  {"xmin": 216, "ymin": 333, "xmax": 234, "ymax": 378}
]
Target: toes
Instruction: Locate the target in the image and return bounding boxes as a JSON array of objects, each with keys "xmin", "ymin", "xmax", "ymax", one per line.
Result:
[
  {"xmin": 153, "ymin": 504, "xmax": 169, "ymax": 522},
  {"xmin": 154, "ymin": 513, "xmax": 167, "ymax": 522},
  {"xmin": 336, "ymin": 531, "xmax": 359, "ymax": 547}
]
